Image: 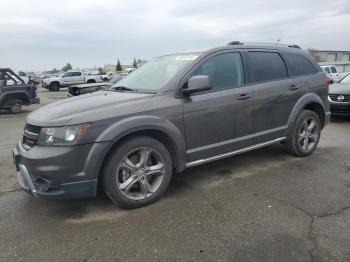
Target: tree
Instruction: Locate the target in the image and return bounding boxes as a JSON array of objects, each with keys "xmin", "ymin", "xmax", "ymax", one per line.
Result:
[
  {"xmin": 116, "ymin": 59, "xmax": 122, "ymax": 72},
  {"xmin": 62, "ymin": 63, "xmax": 72, "ymax": 72},
  {"xmin": 98, "ymin": 67, "xmax": 104, "ymax": 74},
  {"xmin": 48, "ymin": 68, "xmax": 59, "ymax": 74},
  {"xmin": 133, "ymin": 58, "xmax": 137, "ymax": 68}
]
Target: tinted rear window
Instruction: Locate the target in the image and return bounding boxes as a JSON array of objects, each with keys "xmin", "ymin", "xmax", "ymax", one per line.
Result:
[
  {"xmin": 330, "ymin": 66, "xmax": 337, "ymax": 73},
  {"xmin": 247, "ymin": 52, "xmax": 288, "ymax": 83},
  {"xmin": 284, "ymin": 53, "xmax": 318, "ymax": 76}
]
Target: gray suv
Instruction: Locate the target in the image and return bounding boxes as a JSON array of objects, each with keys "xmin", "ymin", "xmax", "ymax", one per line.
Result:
[{"xmin": 13, "ymin": 42, "xmax": 330, "ymax": 208}]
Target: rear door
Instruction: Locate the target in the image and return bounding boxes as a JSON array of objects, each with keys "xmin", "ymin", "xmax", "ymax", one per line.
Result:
[
  {"xmin": 182, "ymin": 51, "xmax": 255, "ymax": 162},
  {"xmin": 246, "ymin": 50, "xmax": 303, "ymax": 144}
]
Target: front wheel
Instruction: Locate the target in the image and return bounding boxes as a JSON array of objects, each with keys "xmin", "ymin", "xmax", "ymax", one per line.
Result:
[
  {"xmin": 102, "ymin": 136, "xmax": 173, "ymax": 208},
  {"xmin": 285, "ymin": 110, "xmax": 321, "ymax": 156}
]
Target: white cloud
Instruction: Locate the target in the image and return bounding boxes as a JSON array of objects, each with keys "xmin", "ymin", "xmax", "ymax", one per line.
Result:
[{"xmin": 0, "ymin": 0, "xmax": 349, "ymax": 71}]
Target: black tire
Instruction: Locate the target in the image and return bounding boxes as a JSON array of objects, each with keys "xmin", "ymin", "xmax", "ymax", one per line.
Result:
[
  {"xmin": 285, "ymin": 110, "xmax": 321, "ymax": 156},
  {"xmin": 87, "ymin": 80, "xmax": 96, "ymax": 83},
  {"xmin": 49, "ymin": 82, "xmax": 60, "ymax": 91},
  {"xmin": 102, "ymin": 136, "xmax": 173, "ymax": 208},
  {"xmin": 4, "ymin": 100, "xmax": 23, "ymax": 114}
]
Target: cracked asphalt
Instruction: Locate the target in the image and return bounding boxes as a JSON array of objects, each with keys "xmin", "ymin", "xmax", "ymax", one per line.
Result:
[{"xmin": 0, "ymin": 89, "xmax": 350, "ymax": 262}]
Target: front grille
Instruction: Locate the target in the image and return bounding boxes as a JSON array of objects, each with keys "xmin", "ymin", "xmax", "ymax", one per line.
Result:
[
  {"xmin": 329, "ymin": 94, "xmax": 350, "ymax": 102},
  {"xmin": 23, "ymin": 124, "xmax": 41, "ymax": 149}
]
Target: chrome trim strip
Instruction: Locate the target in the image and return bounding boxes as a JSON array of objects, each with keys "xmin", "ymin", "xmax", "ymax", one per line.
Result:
[
  {"xmin": 186, "ymin": 137, "xmax": 286, "ymax": 168},
  {"xmin": 18, "ymin": 164, "xmax": 37, "ymax": 195},
  {"xmin": 186, "ymin": 126, "xmax": 287, "ymax": 154}
]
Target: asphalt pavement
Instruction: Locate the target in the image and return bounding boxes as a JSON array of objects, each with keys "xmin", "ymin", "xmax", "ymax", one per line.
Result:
[{"xmin": 0, "ymin": 88, "xmax": 349, "ymax": 262}]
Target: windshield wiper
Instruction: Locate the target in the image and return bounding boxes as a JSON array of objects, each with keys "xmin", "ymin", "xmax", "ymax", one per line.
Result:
[{"xmin": 112, "ymin": 86, "xmax": 136, "ymax": 92}]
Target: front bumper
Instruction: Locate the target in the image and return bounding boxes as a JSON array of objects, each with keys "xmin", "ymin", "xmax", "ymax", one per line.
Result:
[
  {"xmin": 330, "ymin": 102, "xmax": 350, "ymax": 116},
  {"xmin": 12, "ymin": 141, "xmax": 109, "ymax": 199},
  {"xmin": 30, "ymin": 97, "xmax": 40, "ymax": 104}
]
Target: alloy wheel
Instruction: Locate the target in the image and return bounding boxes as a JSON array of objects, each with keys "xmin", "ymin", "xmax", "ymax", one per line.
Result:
[
  {"xmin": 298, "ymin": 117, "xmax": 319, "ymax": 153},
  {"xmin": 116, "ymin": 147, "xmax": 165, "ymax": 200}
]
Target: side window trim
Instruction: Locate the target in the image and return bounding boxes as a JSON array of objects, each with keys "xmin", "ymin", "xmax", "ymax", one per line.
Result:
[
  {"xmin": 244, "ymin": 50, "xmax": 289, "ymax": 84},
  {"xmin": 281, "ymin": 52, "xmax": 319, "ymax": 77},
  {"xmin": 179, "ymin": 50, "xmax": 246, "ymax": 95}
]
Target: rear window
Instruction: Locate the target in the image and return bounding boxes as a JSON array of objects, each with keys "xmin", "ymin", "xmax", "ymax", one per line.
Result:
[
  {"xmin": 323, "ymin": 67, "xmax": 331, "ymax": 74},
  {"xmin": 330, "ymin": 66, "xmax": 337, "ymax": 73},
  {"xmin": 284, "ymin": 53, "xmax": 318, "ymax": 76},
  {"xmin": 247, "ymin": 52, "xmax": 288, "ymax": 83}
]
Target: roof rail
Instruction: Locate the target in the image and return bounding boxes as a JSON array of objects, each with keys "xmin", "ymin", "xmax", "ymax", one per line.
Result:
[{"xmin": 227, "ymin": 41, "xmax": 301, "ymax": 49}]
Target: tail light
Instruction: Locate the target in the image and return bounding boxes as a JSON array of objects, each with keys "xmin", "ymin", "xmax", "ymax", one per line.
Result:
[{"xmin": 324, "ymin": 75, "xmax": 332, "ymax": 87}]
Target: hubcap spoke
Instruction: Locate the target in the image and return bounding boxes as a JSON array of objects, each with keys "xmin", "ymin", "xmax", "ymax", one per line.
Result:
[
  {"xmin": 120, "ymin": 176, "xmax": 137, "ymax": 192},
  {"xmin": 140, "ymin": 178, "xmax": 152, "ymax": 196},
  {"xmin": 308, "ymin": 120, "xmax": 316, "ymax": 132},
  {"xmin": 147, "ymin": 163, "xmax": 164, "ymax": 176},
  {"xmin": 138, "ymin": 148, "xmax": 151, "ymax": 167},
  {"xmin": 303, "ymin": 137, "xmax": 309, "ymax": 150},
  {"xmin": 308, "ymin": 134, "xmax": 317, "ymax": 141},
  {"xmin": 120, "ymin": 158, "xmax": 136, "ymax": 173}
]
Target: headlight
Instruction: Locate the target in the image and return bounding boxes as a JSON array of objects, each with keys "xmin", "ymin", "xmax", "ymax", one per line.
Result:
[{"xmin": 37, "ymin": 123, "xmax": 91, "ymax": 146}]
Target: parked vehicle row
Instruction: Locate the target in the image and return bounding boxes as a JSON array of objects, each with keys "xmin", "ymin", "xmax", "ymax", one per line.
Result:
[
  {"xmin": 42, "ymin": 71, "xmax": 103, "ymax": 91},
  {"xmin": 13, "ymin": 42, "xmax": 331, "ymax": 208},
  {"xmin": 68, "ymin": 76, "xmax": 123, "ymax": 96}
]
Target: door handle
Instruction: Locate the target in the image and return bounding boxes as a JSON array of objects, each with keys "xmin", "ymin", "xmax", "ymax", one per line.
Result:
[
  {"xmin": 289, "ymin": 84, "xmax": 300, "ymax": 91},
  {"xmin": 236, "ymin": 94, "xmax": 252, "ymax": 100}
]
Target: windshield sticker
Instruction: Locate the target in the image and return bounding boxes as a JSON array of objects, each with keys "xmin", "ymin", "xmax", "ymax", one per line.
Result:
[{"xmin": 175, "ymin": 55, "xmax": 198, "ymax": 61}]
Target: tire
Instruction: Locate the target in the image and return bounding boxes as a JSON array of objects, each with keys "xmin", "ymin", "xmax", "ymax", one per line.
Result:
[
  {"xmin": 4, "ymin": 100, "xmax": 23, "ymax": 114},
  {"xmin": 102, "ymin": 136, "xmax": 173, "ymax": 209},
  {"xmin": 49, "ymin": 82, "xmax": 60, "ymax": 91},
  {"xmin": 285, "ymin": 110, "xmax": 321, "ymax": 157},
  {"xmin": 87, "ymin": 80, "xmax": 96, "ymax": 84}
]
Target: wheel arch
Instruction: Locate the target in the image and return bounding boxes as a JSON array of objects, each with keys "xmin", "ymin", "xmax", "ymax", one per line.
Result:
[
  {"xmin": 287, "ymin": 93, "xmax": 326, "ymax": 133},
  {"xmin": 0, "ymin": 92, "xmax": 30, "ymax": 107},
  {"xmin": 94, "ymin": 116, "xmax": 187, "ymax": 183}
]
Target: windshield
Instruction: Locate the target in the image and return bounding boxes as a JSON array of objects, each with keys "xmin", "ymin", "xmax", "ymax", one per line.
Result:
[
  {"xmin": 340, "ymin": 73, "xmax": 350, "ymax": 84},
  {"xmin": 112, "ymin": 53, "xmax": 201, "ymax": 92}
]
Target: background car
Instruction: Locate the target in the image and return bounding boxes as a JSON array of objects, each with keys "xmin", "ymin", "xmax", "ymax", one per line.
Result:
[{"xmin": 328, "ymin": 73, "xmax": 350, "ymax": 117}]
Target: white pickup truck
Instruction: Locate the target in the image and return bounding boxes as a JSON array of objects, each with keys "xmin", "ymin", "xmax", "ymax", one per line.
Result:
[{"xmin": 42, "ymin": 71, "xmax": 102, "ymax": 91}]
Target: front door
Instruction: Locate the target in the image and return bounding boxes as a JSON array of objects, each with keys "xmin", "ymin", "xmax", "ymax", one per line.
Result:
[{"xmin": 182, "ymin": 52, "xmax": 255, "ymax": 162}]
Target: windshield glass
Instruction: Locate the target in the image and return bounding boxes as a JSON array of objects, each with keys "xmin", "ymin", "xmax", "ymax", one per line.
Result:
[
  {"xmin": 112, "ymin": 53, "xmax": 201, "ymax": 92},
  {"xmin": 340, "ymin": 74, "xmax": 350, "ymax": 84}
]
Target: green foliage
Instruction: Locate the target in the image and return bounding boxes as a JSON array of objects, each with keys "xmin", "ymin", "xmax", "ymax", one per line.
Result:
[
  {"xmin": 98, "ymin": 67, "xmax": 104, "ymax": 74},
  {"xmin": 62, "ymin": 63, "xmax": 72, "ymax": 72},
  {"xmin": 116, "ymin": 59, "xmax": 122, "ymax": 72}
]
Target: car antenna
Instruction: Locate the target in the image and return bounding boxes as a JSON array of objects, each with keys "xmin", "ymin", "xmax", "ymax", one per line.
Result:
[{"xmin": 275, "ymin": 38, "xmax": 281, "ymax": 46}]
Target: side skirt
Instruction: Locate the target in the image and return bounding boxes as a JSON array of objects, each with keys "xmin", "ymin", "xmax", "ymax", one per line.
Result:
[{"xmin": 185, "ymin": 137, "xmax": 286, "ymax": 168}]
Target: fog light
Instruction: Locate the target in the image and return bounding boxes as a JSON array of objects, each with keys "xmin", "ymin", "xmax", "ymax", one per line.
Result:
[{"xmin": 34, "ymin": 178, "xmax": 50, "ymax": 192}]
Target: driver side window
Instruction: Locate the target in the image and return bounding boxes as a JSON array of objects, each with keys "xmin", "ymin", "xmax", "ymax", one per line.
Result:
[{"xmin": 191, "ymin": 52, "xmax": 244, "ymax": 91}]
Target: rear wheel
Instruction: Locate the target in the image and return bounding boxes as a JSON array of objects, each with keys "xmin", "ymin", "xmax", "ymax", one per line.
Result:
[
  {"xmin": 49, "ymin": 82, "xmax": 60, "ymax": 91},
  {"xmin": 103, "ymin": 136, "xmax": 173, "ymax": 208},
  {"xmin": 87, "ymin": 79, "xmax": 96, "ymax": 83},
  {"xmin": 285, "ymin": 110, "xmax": 321, "ymax": 156}
]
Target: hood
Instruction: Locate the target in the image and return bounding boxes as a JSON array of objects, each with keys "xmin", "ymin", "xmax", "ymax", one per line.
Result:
[
  {"xmin": 27, "ymin": 91, "xmax": 154, "ymax": 126},
  {"xmin": 329, "ymin": 83, "xmax": 350, "ymax": 95}
]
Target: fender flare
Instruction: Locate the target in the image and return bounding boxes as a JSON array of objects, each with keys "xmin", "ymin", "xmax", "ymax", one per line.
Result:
[
  {"xmin": 287, "ymin": 93, "xmax": 326, "ymax": 133},
  {"xmin": 95, "ymin": 115, "xmax": 187, "ymax": 172},
  {"xmin": 0, "ymin": 91, "xmax": 30, "ymax": 107}
]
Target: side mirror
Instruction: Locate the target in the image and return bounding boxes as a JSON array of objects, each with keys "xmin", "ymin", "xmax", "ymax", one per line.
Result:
[{"xmin": 182, "ymin": 75, "xmax": 212, "ymax": 95}]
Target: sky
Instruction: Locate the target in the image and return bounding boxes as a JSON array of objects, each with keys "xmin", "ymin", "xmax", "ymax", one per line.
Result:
[{"xmin": 0, "ymin": 0, "xmax": 349, "ymax": 71}]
